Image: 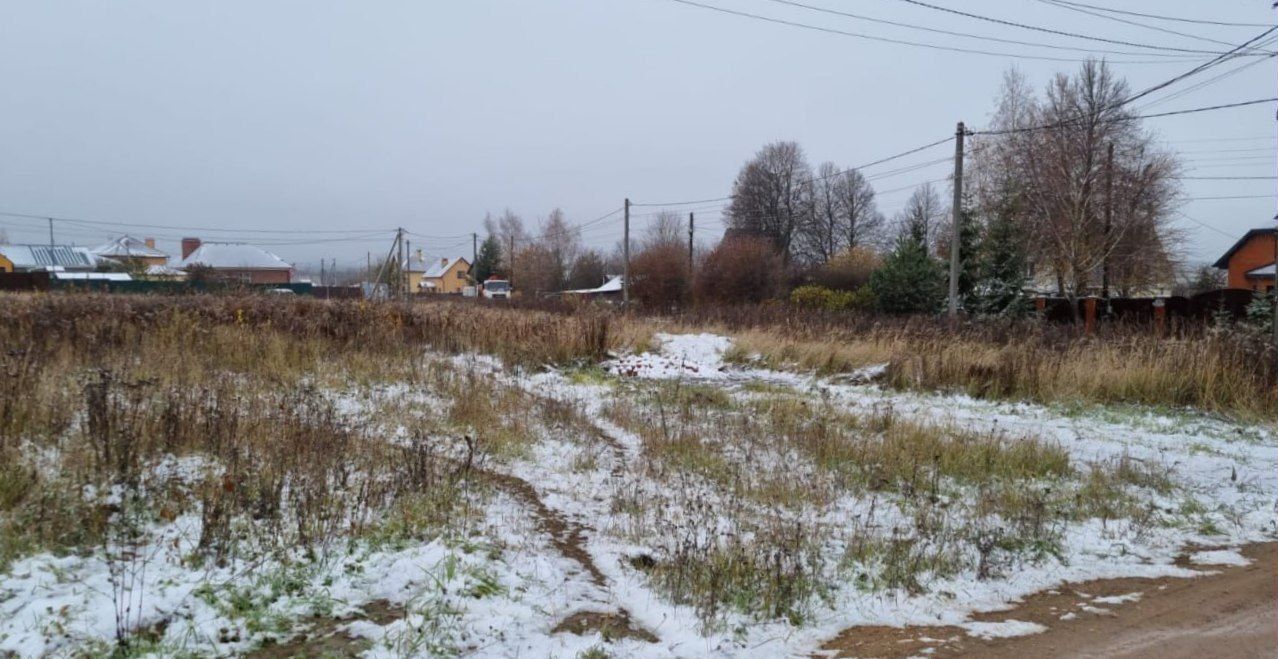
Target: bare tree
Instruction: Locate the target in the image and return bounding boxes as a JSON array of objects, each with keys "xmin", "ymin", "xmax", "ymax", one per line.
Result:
[
  {"xmin": 799, "ymin": 164, "xmax": 885, "ymax": 264},
  {"xmin": 483, "ymin": 209, "xmax": 529, "ymax": 271},
  {"xmin": 973, "ymin": 61, "xmax": 1180, "ymax": 309},
  {"xmin": 896, "ymin": 183, "xmax": 946, "ymax": 253},
  {"xmin": 539, "ymin": 208, "xmax": 579, "ymax": 292},
  {"xmin": 641, "ymin": 210, "xmax": 685, "ymax": 251},
  {"xmin": 725, "ymin": 141, "xmax": 812, "ymax": 262}
]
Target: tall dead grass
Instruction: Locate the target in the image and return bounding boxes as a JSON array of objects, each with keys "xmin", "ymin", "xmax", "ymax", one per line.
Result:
[{"xmin": 619, "ymin": 307, "xmax": 1274, "ymax": 420}]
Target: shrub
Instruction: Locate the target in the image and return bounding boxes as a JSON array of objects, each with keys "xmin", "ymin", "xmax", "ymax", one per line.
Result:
[
  {"xmin": 694, "ymin": 237, "xmax": 782, "ymax": 305},
  {"xmin": 631, "ymin": 243, "xmax": 691, "ymax": 309},
  {"xmin": 810, "ymin": 247, "xmax": 881, "ymax": 291},
  {"xmin": 789, "ymin": 285, "xmax": 875, "ymax": 312}
]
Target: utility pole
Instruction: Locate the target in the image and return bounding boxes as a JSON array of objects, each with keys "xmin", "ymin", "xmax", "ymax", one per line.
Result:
[
  {"xmin": 1102, "ymin": 141, "xmax": 1114, "ymax": 301},
  {"xmin": 623, "ymin": 198, "xmax": 631, "ymax": 306},
  {"xmin": 508, "ymin": 234, "xmax": 515, "ymax": 290},
  {"xmin": 404, "ymin": 238, "xmax": 412, "ymax": 297},
  {"xmin": 320, "ymin": 259, "xmax": 325, "ymax": 288},
  {"xmin": 947, "ymin": 122, "xmax": 965, "ymax": 318},
  {"xmin": 48, "ymin": 218, "xmax": 54, "ymax": 247},
  {"xmin": 397, "ymin": 228, "xmax": 405, "ymax": 298},
  {"xmin": 688, "ymin": 211, "xmax": 695, "ymax": 276},
  {"xmin": 366, "ymin": 252, "xmax": 371, "ymax": 283},
  {"xmin": 472, "ymin": 232, "xmax": 477, "ymax": 269}
]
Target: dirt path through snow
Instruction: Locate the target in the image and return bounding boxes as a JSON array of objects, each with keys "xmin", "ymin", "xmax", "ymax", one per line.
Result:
[{"xmin": 821, "ymin": 542, "xmax": 1277, "ymax": 658}]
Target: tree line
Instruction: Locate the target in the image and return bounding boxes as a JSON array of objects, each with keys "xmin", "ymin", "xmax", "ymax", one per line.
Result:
[{"xmin": 470, "ymin": 60, "xmax": 1186, "ymax": 315}]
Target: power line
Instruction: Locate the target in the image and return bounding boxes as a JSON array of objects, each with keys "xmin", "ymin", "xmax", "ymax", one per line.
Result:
[
  {"xmin": 1032, "ymin": 0, "xmax": 1273, "ymax": 54},
  {"xmin": 756, "ymin": 0, "xmax": 1204, "ymax": 58},
  {"xmin": 1176, "ymin": 176, "xmax": 1278, "ymax": 181},
  {"xmin": 1042, "ymin": 0, "xmax": 1273, "ymax": 29},
  {"xmin": 1176, "ymin": 212, "xmax": 1238, "ymax": 239},
  {"xmin": 664, "ymin": 0, "xmax": 1206, "ymax": 63},
  {"xmin": 886, "ymin": 0, "xmax": 1267, "ymax": 55},
  {"xmin": 0, "ymin": 209, "xmax": 392, "ymax": 236},
  {"xmin": 1133, "ymin": 97, "xmax": 1278, "ymax": 120},
  {"xmin": 1185, "ymin": 194, "xmax": 1278, "ymax": 201}
]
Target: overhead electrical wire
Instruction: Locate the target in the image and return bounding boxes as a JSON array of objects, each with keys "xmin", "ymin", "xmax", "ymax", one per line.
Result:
[
  {"xmin": 664, "ymin": 0, "xmax": 1205, "ymax": 63},
  {"xmin": 756, "ymin": 0, "xmax": 1202, "ymax": 58},
  {"xmin": 1041, "ymin": 0, "xmax": 1273, "ymax": 29},
  {"xmin": 886, "ymin": 0, "xmax": 1268, "ymax": 55},
  {"xmin": 1031, "ymin": 0, "xmax": 1272, "ymax": 54}
]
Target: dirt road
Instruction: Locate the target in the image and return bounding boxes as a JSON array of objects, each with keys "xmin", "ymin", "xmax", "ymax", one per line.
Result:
[{"xmin": 821, "ymin": 542, "xmax": 1278, "ymax": 659}]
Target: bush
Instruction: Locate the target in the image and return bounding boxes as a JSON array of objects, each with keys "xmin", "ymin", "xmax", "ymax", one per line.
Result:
[
  {"xmin": 694, "ymin": 237, "xmax": 783, "ymax": 305},
  {"xmin": 632, "ymin": 243, "xmax": 691, "ymax": 309},
  {"xmin": 789, "ymin": 285, "xmax": 875, "ymax": 312},
  {"xmin": 810, "ymin": 247, "xmax": 881, "ymax": 291}
]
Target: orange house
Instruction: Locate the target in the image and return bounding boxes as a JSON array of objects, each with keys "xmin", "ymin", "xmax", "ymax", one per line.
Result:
[{"xmin": 1213, "ymin": 228, "xmax": 1275, "ymax": 292}]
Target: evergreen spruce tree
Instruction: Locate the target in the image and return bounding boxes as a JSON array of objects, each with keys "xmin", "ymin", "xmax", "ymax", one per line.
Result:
[
  {"xmin": 970, "ymin": 208, "xmax": 1030, "ymax": 317},
  {"xmin": 472, "ymin": 235, "xmax": 502, "ymax": 283},
  {"xmin": 870, "ymin": 222, "xmax": 946, "ymax": 314}
]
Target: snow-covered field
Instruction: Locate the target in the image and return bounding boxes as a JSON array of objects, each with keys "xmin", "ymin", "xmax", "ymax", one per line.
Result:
[{"xmin": 2, "ymin": 332, "xmax": 1275, "ymax": 657}]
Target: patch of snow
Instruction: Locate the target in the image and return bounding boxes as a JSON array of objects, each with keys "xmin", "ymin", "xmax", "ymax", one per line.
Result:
[
  {"xmin": 1190, "ymin": 549, "xmax": 1251, "ymax": 567},
  {"xmin": 961, "ymin": 620, "xmax": 1047, "ymax": 639},
  {"xmin": 1092, "ymin": 592, "xmax": 1142, "ymax": 605}
]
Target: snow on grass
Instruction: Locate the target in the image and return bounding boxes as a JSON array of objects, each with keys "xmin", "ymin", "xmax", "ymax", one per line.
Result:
[
  {"xmin": 1092, "ymin": 592, "xmax": 1143, "ymax": 605},
  {"xmin": 1189, "ymin": 549, "xmax": 1252, "ymax": 567},
  {"xmin": 3, "ymin": 331, "xmax": 1276, "ymax": 657}
]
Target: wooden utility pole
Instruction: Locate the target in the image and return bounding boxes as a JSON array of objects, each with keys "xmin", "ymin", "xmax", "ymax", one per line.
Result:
[
  {"xmin": 688, "ymin": 211, "xmax": 695, "ymax": 275},
  {"xmin": 947, "ymin": 122, "xmax": 965, "ymax": 318},
  {"xmin": 1102, "ymin": 141, "xmax": 1114, "ymax": 301},
  {"xmin": 472, "ymin": 233, "xmax": 477, "ymax": 269},
  {"xmin": 366, "ymin": 252, "xmax": 371, "ymax": 283},
  {"xmin": 405, "ymin": 239, "xmax": 412, "ymax": 297},
  {"xmin": 623, "ymin": 198, "xmax": 631, "ymax": 306}
]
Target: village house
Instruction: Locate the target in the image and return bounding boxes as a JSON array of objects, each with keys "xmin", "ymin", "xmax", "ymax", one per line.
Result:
[
  {"xmin": 178, "ymin": 237, "xmax": 293, "ymax": 284},
  {"xmin": 0, "ymin": 244, "xmax": 97, "ymax": 273},
  {"xmin": 1213, "ymin": 228, "xmax": 1275, "ymax": 293},
  {"xmin": 414, "ymin": 255, "xmax": 471, "ymax": 294},
  {"xmin": 90, "ymin": 236, "xmax": 169, "ymax": 268}
]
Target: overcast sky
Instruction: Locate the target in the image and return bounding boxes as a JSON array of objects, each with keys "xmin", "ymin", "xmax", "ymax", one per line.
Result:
[{"xmin": 0, "ymin": 0, "xmax": 1274, "ymax": 271}]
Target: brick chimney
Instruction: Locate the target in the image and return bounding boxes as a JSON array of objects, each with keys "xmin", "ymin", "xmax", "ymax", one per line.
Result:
[
  {"xmin": 181, "ymin": 237, "xmax": 201, "ymax": 260},
  {"xmin": 440, "ymin": 257, "xmax": 448, "ymax": 268},
  {"xmin": 144, "ymin": 237, "xmax": 156, "ymax": 249}
]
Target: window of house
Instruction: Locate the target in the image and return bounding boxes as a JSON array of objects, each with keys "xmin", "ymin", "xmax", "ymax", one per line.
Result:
[{"xmin": 457, "ymin": 269, "xmax": 466, "ymax": 280}]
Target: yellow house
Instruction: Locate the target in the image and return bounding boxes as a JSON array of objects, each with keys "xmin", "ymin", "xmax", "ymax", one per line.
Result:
[{"xmin": 418, "ymin": 256, "xmax": 471, "ymax": 294}]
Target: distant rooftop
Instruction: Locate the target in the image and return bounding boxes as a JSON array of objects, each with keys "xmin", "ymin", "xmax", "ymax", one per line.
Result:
[
  {"xmin": 178, "ymin": 242, "xmax": 291, "ymax": 270},
  {"xmin": 0, "ymin": 244, "xmax": 96, "ymax": 271},
  {"xmin": 92, "ymin": 236, "xmax": 167, "ymax": 260}
]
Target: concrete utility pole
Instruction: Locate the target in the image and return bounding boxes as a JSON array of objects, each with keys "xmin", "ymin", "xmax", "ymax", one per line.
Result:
[
  {"xmin": 48, "ymin": 218, "xmax": 54, "ymax": 247},
  {"xmin": 623, "ymin": 198, "xmax": 631, "ymax": 306},
  {"xmin": 397, "ymin": 228, "xmax": 405, "ymax": 298},
  {"xmin": 405, "ymin": 239, "xmax": 412, "ymax": 297},
  {"xmin": 688, "ymin": 211, "xmax": 695, "ymax": 276},
  {"xmin": 508, "ymin": 234, "xmax": 515, "ymax": 290},
  {"xmin": 472, "ymin": 233, "xmax": 477, "ymax": 269},
  {"xmin": 947, "ymin": 122, "xmax": 965, "ymax": 318}
]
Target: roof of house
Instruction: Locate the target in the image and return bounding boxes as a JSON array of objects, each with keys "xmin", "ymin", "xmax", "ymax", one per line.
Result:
[
  {"xmin": 53, "ymin": 272, "xmax": 132, "ymax": 281},
  {"xmin": 91, "ymin": 236, "xmax": 168, "ymax": 260},
  {"xmin": 1212, "ymin": 228, "xmax": 1276, "ymax": 269},
  {"xmin": 422, "ymin": 257, "xmax": 469, "ymax": 279},
  {"xmin": 563, "ymin": 275, "xmax": 623, "ymax": 295},
  {"xmin": 178, "ymin": 243, "xmax": 292, "ymax": 270},
  {"xmin": 0, "ymin": 244, "xmax": 97, "ymax": 270},
  {"xmin": 145, "ymin": 264, "xmax": 187, "ymax": 277}
]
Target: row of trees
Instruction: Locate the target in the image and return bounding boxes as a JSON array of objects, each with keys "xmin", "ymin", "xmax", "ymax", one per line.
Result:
[{"xmin": 468, "ymin": 60, "xmax": 1182, "ymax": 316}]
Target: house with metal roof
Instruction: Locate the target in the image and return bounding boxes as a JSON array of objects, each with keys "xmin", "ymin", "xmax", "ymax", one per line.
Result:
[
  {"xmin": 178, "ymin": 238, "xmax": 293, "ymax": 284},
  {"xmin": 417, "ymin": 256, "xmax": 471, "ymax": 294},
  {"xmin": 1213, "ymin": 228, "xmax": 1275, "ymax": 293},
  {"xmin": 0, "ymin": 244, "xmax": 97, "ymax": 272},
  {"xmin": 91, "ymin": 236, "xmax": 169, "ymax": 267}
]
